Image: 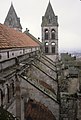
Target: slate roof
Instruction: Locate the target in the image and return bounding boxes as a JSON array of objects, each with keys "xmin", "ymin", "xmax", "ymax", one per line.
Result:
[
  {"xmin": 45, "ymin": 1, "xmax": 55, "ymax": 17},
  {"xmin": 0, "ymin": 23, "xmax": 40, "ymax": 49},
  {"xmin": 4, "ymin": 3, "xmax": 22, "ymax": 31},
  {"xmin": 41, "ymin": 1, "xmax": 58, "ymax": 26}
]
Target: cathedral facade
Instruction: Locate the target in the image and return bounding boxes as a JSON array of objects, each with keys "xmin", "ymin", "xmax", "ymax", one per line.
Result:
[{"xmin": 0, "ymin": 2, "xmax": 60, "ymax": 120}]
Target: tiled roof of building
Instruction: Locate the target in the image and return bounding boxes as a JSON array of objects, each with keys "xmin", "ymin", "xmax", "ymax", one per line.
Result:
[
  {"xmin": 24, "ymin": 28, "xmax": 42, "ymax": 46},
  {"xmin": 0, "ymin": 23, "xmax": 40, "ymax": 49}
]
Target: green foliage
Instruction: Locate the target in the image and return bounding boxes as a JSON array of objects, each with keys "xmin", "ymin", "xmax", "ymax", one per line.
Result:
[
  {"xmin": 0, "ymin": 107, "xmax": 15, "ymax": 120},
  {"xmin": 61, "ymin": 53, "xmax": 76, "ymax": 62}
]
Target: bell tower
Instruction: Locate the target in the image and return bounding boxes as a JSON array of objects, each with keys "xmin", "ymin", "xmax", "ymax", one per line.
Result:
[
  {"xmin": 41, "ymin": 1, "xmax": 58, "ymax": 61},
  {"xmin": 4, "ymin": 3, "xmax": 22, "ymax": 32}
]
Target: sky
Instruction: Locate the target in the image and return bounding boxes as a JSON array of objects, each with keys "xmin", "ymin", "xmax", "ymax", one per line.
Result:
[{"xmin": 0, "ymin": 0, "xmax": 81, "ymax": 52}]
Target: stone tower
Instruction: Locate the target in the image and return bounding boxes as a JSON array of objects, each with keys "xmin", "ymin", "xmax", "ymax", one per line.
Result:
[
  {"xmin": 41, "ymin": 1, "xmax": 58, "ymax": 61},
  {"xmin": 4, "ymin": 3, "xmax": 22, "ymax": 32}
]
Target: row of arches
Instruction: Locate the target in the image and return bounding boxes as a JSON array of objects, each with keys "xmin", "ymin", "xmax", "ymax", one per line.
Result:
[
  {"xmin": 45, "ymin": 42, "xmax": 56, "ymax": 54},
  {"xmin": 45, "ymin": 46, "xmax": 55, "ymax": 54},
  {"xmin": 44, "ymin": 29, "xmax": 55, "ymax": 40},
  {"xmin": 0, "ymin": 81, "xmax": 15, "ymax": 106},
  {"xmin": 45, "ymin": 42, "xmax": 55, "ymax": 46}
]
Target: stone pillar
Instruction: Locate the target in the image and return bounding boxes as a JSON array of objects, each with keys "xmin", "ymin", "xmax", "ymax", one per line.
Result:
[
  {"xmin": 6, "ymin": 84, "xmax": 10, "ymax": 103},
  {"xmin": 15, "ymin": 73, "xmax": 21, "ymax": 120},
  {"xmin": 4, "ymin": 85, "xmax": 8, "ymax": 105},
  {"xmin": 0, "ymin": 89, "xmax": 1, "ymax": 106},
  {"xmin": 0, "ymin": 89, "xmax": 3, "ymax": 107}
]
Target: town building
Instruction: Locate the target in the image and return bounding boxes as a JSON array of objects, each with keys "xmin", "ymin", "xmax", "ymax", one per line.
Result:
[{"xmin": 0, "ymin": 2, "xmax": 59, "ymax": 120}]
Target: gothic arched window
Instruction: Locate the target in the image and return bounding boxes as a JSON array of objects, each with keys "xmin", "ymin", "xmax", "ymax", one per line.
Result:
[
  {"xmin": 45, "ymin": 29, "xmax": 49, "ymax": 40},
  {"xmin": 51, "ymin": 42, "xmax": 55, "ymax": 54},
  {"xmin": 45, "ymin": 42, "xmax": 49, "ymax": 53},
  {"xmin": 51, "ymin": 29, "xmax": 55, "ymax": 39}
]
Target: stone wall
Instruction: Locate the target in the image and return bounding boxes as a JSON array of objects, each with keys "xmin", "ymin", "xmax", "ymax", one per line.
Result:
[
  {"xmin": 20, "ymin": 55, "xmax": 59, "ymax": 120},
  {"xmin": 0, "ymin": 51, "xmax": 59, "ymax": 120}
]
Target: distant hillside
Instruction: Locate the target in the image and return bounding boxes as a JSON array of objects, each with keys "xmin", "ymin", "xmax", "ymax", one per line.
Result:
[
  {"xmin": 59, "ymin": 50, "xmax": 81, "ymax": 58},
  {"xmin": 71, "ymin": 52, "xmax": 81, "ymax": 58}
]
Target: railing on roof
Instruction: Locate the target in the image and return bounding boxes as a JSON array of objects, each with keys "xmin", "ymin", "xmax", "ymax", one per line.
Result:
[{"xmin": 0, "ymin": 50, "xmax": 40, "ymax": 71}]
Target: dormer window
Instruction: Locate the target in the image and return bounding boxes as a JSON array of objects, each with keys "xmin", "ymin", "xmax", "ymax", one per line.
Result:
[
  {"xmin": 45, "ymin": 29, "xmax": 49, "ymax": 40},
  {"xmin": 51, "ymin": 29, "xmax": 55, "ymax": 39}
]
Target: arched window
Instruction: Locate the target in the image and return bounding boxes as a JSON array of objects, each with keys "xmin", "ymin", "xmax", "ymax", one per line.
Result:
[
  {"xmin": 51, "ymin": 42, "xmax": 55, "ymax": 54},
  {"xmin": 51, "ymin": 29, "xmax": 55, "ymax": 39},
  {"xmin": 45, "ymin": 29, "xmax": 49, "ymax": 40},
  {"xmin": 45, "ymin": 42, "xmax": 49, "ymax": 53},
  {"xmin": 45, "ymin": 42, "xmax": 48, "ymax": 46}
]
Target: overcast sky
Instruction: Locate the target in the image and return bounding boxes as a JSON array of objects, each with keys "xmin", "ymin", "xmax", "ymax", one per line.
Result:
[{"xmin": 0, "ymin": 0, "xmax": 81, "ymax": 52}]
